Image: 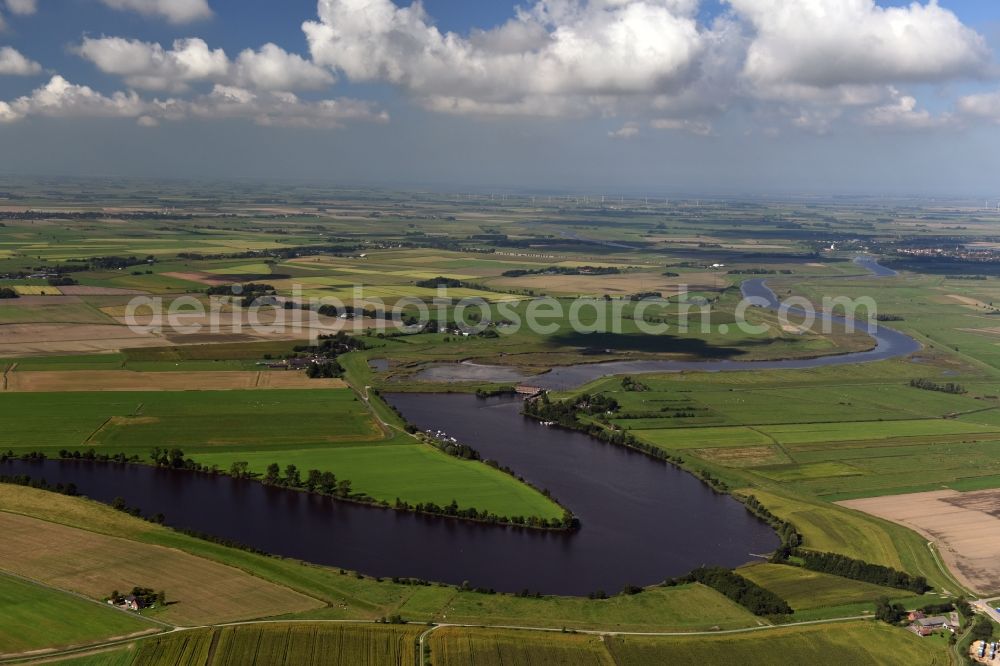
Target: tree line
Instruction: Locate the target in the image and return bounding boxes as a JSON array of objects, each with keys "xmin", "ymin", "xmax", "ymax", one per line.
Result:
[
  {"xmin": 667, "ymin": 567, "xmax": 792, "ymax": 616},
  {"xmin": 0, "ymin": 473, "xmax": 78, "ymax": 497},
  {"xmin": 180, "ymin": 243, "xmax": 359, "ymax": 262},
  {"xmin": 727, "ymin": 268, "xmax": 793, "ymax": 275},
  {"xmin": 910, "ymin": 378, "xmax": 966, "ymax": 394},
  {"xmin": 393, "ymin": 497, "xmax": 575, "ymax": 530},
  {"xmin": 777, "ymin": 549, "xmax": 929, "ymax": 594},
  {"xmin": 501, "ymin": 265, "xmax": 621, "ymax": 278}
]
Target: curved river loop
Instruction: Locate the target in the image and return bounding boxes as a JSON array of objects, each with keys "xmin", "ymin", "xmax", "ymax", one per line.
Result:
[{"xmin": 1, "ymin": 257, "xmax": 916, "ymax": 596}]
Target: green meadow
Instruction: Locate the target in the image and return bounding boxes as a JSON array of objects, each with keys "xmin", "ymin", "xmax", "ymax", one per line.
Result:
[
  {"xmin": 603, "ymin": 621, "xmax": 947, "ymax": 666},
  {"xmin": 0, "ymin": 389, "xmax": 560, "ymax": 518},
  {"xmin": 0, "ymin": 573, "xmax": 155, "ymax": 656}
]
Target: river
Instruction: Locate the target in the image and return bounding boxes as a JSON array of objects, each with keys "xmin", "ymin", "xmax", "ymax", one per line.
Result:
[
  {"xmin": 414, "ymin": 258, "xmax": 917, "ymax": 389},
  {"xmin": 0, "ymin": 257, "xmax": 910, "ymax": 596}
]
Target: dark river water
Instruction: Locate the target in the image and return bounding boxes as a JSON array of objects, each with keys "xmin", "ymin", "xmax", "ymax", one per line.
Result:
[
  {"xmin": 0, "ymin": 257, "xmax": 912, "ymax": 596},
  {"xmin": 1, "ymin": 395, "xmax": 777, "ymax": 595}
]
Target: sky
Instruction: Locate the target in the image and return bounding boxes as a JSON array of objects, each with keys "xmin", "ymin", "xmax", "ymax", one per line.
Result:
[{"xmin": 2, "ymin": 0, "xmax": 1000, "ymax": 195}]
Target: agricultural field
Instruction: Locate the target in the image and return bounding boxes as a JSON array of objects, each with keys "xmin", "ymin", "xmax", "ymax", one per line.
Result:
[
  {"xmin": 0, "ymin": 388, "xmax": 382, "ymax": 451},
  {"xmin": 0, "ymin": 573, "xmax": 156, "ymax": 657},
  {"xmin": 0, "ymin": 386, "xmax": 562, "ymax": 517},
  {"xmin": 392, "ymin": 581, "xmax": 758, "ymax": 632},
  {"xmin": 3, "ymin": 369, "xmax": 347, "ymax": 391},
  {"xmin": 737, "ymin": 563, "xmax": 921, "ymax": 613},
  {"xmin": 209, "ymin": 624, "xmax": 421, "ymax": 666},
  {"xmin": 0, "ymin": 511, "xmax": 325, "ymax": 625},
  {"xmin": 5, "ymin": 188, "xmax": 1000, "ymax": 664},
  {"xmin": 33, "ymin": 624, "xmax": 421, "ymax": 666},
  {"xmin": 603, "ymin": 621, "xmax": 948, "ymax": 665},
  {"xmin": 736, "ymin": 489, "xmax": 965, "ymax": 594},
  {"xmin": 429, "ymin": 627, "xmax": 612, "ymax": 665},
  {"xmin": 841, "ymin": 489, "xmax": 1000, "ymax": 595}
]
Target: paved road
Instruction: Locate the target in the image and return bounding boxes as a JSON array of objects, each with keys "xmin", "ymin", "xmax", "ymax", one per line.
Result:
[{"xmin": 974, "ymin": 600, "xmax": 1000, "ymax": 624}]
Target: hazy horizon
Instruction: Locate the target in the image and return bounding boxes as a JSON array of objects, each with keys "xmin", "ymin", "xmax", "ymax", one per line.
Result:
[{"xmin": 1, "ymin": 1, "xmax": 1000, "ymax": 195}]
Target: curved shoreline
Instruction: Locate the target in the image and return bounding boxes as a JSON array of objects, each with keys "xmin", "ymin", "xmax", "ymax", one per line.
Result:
[
  {"xmin": 413, "ymin": 258, "xmax": 917, "ymax": 390},
  {"xmin": 0, "ymin": 257, "xmax": 905, "ymax": 596}
]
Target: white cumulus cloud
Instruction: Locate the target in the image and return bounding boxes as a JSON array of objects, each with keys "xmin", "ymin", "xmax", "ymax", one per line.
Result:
[
  {"xmin": 0, "ymin": 74, "xmax": 386, "ymax": 129},
  {"xmin": 298, "ymin": 0, "xmax": 992, "ymax": 134},
  {"xmin": 158, "ymin": 85, "xmax": 387, "ymax": 128},
  {"xmin": 957, "ymin": 90, "xmax": 1000, "ymax": 123},
  {"xmin": 861, "ymin": 93, "xmax": 949, "ymax": 129},
  {"xmin": 0, "ymin": 46, "xmax": 41, "ymax": 75},
  {"xmin": 729, "ymin": 0, "xmax": 990, "ymax": 100},
  {"xmin": 0, "ymin": 75, "xmax": 144, "ymax": 122},
  {"xmin": 98, "ymin": 0, "xmax": 212, "ymax": 24},
  {"xmin": 303, "ymin": 0, "xmax": 706, "ymax": 115},
  {"xmin": 5, "ymin": 0, "xmax": 37, "ymax": 15},
  {"xmin": 77, "ymin": 37, "xmax": 332, "ymax": 92},
  {"xmin": 76, "ymin": 37, "xmax": 228, "ymax": 91},
  {"xmin": 233, "ymin": 43, "xmax": 334, "ymax": 91}
]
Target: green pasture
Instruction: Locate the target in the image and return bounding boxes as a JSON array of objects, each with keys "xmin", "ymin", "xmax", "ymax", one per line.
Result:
[
  {"xmin": 0, "ymin": 388, "xmax": 561, "ymax": 518},
  {"xmin": 603, "ymin": 621, "xmax": 946, "ymax": 665},
  {"xmin": 194, "ymin": 443, "xmax": 563, "ymax": 519},
  {"xmin": 0, "ymin": 573, "xmax": 155, "ymax": 656},
  {"xmin": 737, "ymin": 563, "xmax": 921, "ymax": 613}
]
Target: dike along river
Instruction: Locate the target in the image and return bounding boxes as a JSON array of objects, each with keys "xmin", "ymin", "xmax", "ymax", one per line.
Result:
[{"xmin": 0, "ymin": 258, "xmax": 916, "ymax": 596}]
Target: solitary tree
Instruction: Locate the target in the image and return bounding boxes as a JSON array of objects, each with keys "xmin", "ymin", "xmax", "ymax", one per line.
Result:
[{"xmin": 263, "ymin": 463, "xmax": 281, "ymax": 485}]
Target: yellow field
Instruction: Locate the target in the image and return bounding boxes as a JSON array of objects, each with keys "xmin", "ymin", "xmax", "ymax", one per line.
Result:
[
  {"xmin": 12, "ymin": 285, "xmax": 62, "ymax": 296},
  {"xmin": 0, "ymin": 512, "xmax": 324, "ymax": 625}
]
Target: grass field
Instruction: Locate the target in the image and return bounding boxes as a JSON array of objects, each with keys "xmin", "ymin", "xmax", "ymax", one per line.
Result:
[
  {"xmin": 737, "ymin": 563, "xmax": 918, "ymax": 612},
  {"xmin": 603, "ymin": 621, "xmax": 947, "ymax": 665},
  {"xmin": 743, "ymin": 490, "xmax": 966, "ymax": 594},
  {"xmin": 38, "ymin": 624, "xmax": 422, "ymax": 666},
  {"xmin": 633, "ymin": 418, "xmax": 1000, "ymax": 450},
  {"xmin": 193, "ymin": 443, "xmax": 565, "ymax": 519},
  {"xmin": 210, "ymin": 624, "xmax": 421, "ymax": 666},
  {"xmin": 0, "ymin": 386, "xmax": 562, "ymax": 518},
  {"xmin": 0, "ymin": 389, "xmax": 382, "ymax": 450},
  {"xmin": 390, "ymin": 582, "xmax": 758, "ymax": 632},
  {"xmin": 0, "ymin": 511, "xmax": 324, "ymax": 625},
  {"xmin": 0, "ymin": 573, "xmax": 156, "ymax": 657},
  {"xmin": 429, "ymin": 627, "xmax": 612, "ymax": 665}
]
